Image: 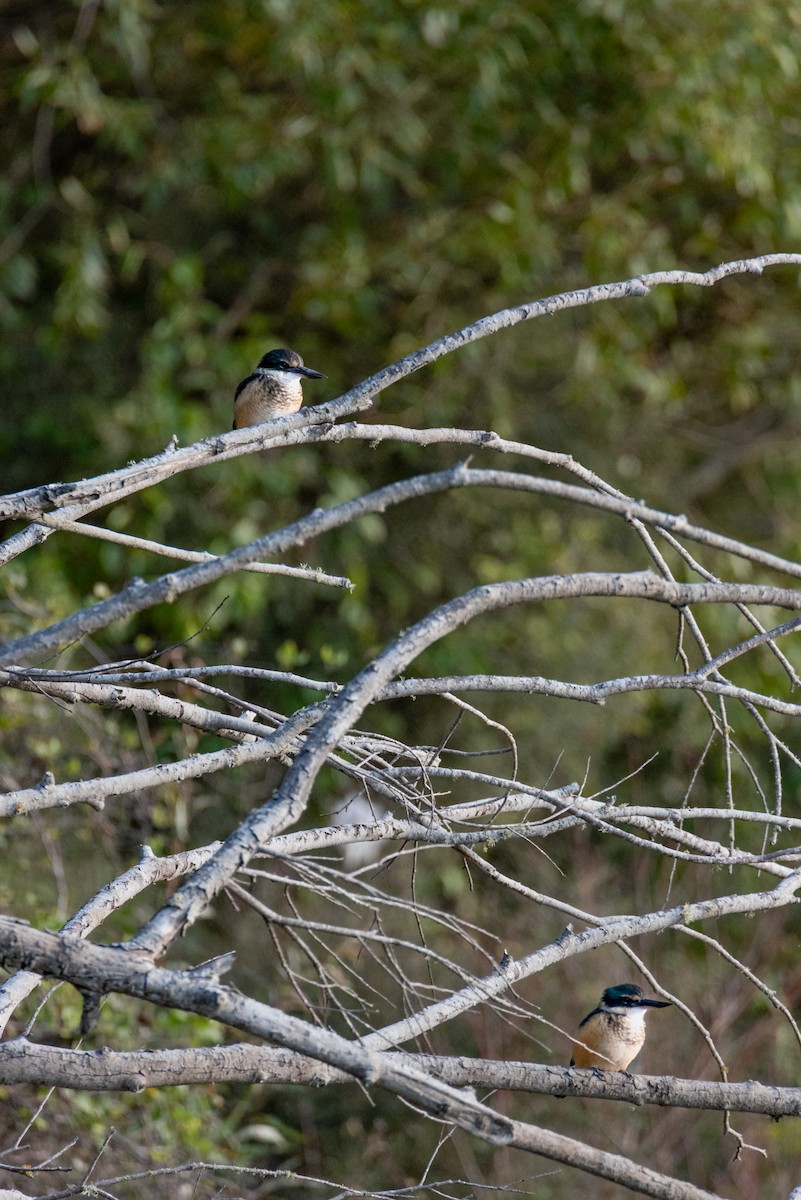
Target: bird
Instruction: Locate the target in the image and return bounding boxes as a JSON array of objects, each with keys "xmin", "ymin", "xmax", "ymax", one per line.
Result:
[
  {"xmin": 569, "ymin": 982, "xmax": 671, "ymax": 1071},
  {"xmin": 232, "ymin": 347, "xmax": 325, "ymax": 429}
]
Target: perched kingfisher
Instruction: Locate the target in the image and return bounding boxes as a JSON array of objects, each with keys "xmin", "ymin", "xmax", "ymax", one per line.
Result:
[
  {"xmin": 569, "ymin": 982, "xmax": 671, "ymax": 1071},
  {"xmin": 232, "ymin": 347, "xmax": 325, "ymax": 429}
]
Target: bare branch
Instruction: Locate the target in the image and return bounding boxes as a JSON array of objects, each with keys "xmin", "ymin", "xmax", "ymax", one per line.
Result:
[
  {"xmin": 1, "ymin": 1040, "xmax": 798, "ymax": 1118},
  {"xmin": 0, "ymin": 919, "xmax": 729, "ymax": 1200}
]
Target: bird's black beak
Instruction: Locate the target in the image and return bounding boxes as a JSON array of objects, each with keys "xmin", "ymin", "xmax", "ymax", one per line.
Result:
[
  {"xmin": 297, "ymin": 366, "xmax": 325, "ymax": 379},
  {"xmin": 642, "ymin": 998, "xmax": 672, "ymax": 1008}
]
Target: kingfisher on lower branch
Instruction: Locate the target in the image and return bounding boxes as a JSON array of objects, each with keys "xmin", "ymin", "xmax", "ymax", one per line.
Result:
[
  {"xmin": 232, "ymin": 347, "xmax": 325, "ymax": 429},
  {"xmin": 569, "ymin": 982, "xmax": 671, "ymax": 1071}
]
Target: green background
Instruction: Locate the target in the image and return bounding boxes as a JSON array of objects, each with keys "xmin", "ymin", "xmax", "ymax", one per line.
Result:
[{"xmin": 1, "ymin": 1, "xmax": 801, "ymax": 1196}]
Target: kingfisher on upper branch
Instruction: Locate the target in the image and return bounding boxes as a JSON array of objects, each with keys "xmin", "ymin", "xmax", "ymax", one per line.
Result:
[
  {"xmin": 232, "ymin": 347, "xmax": 325, "ymax": 429},
  {"xmin": 569, "ymin": 982, "xmax": 671, "ymax": 1071}
]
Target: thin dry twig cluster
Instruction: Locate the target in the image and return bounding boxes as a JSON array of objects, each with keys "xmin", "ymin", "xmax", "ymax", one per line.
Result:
[{"xmin": 2, "ymin": 256, "xmax": 801, "ymax": 1200}]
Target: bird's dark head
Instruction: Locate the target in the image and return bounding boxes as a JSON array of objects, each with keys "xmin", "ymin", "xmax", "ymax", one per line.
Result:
[
  {"xmin": 600, "ymin": 983, "xmax": 671, "ymax": 1011},
  {"xmin": 256, "ymin": 347, "xmax": 325, "ymax": 379}
]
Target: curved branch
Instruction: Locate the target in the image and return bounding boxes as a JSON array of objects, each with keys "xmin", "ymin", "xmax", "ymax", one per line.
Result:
[
  {"xmin": 5, "ymin": 458, "xmax": 801, "ymax": 669},
  {"xmin": 2, "ymin": 252, "xmax": 799, "ymax": 524},
  {"xmin": 127, "ymin": 571, "xmax": 801, "ymax": 958}
]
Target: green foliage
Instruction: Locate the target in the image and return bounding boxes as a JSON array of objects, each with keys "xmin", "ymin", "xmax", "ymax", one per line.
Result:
[{"xmin": 3, "ymin": 1, "xmax": 801, "ymax": 1194}]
